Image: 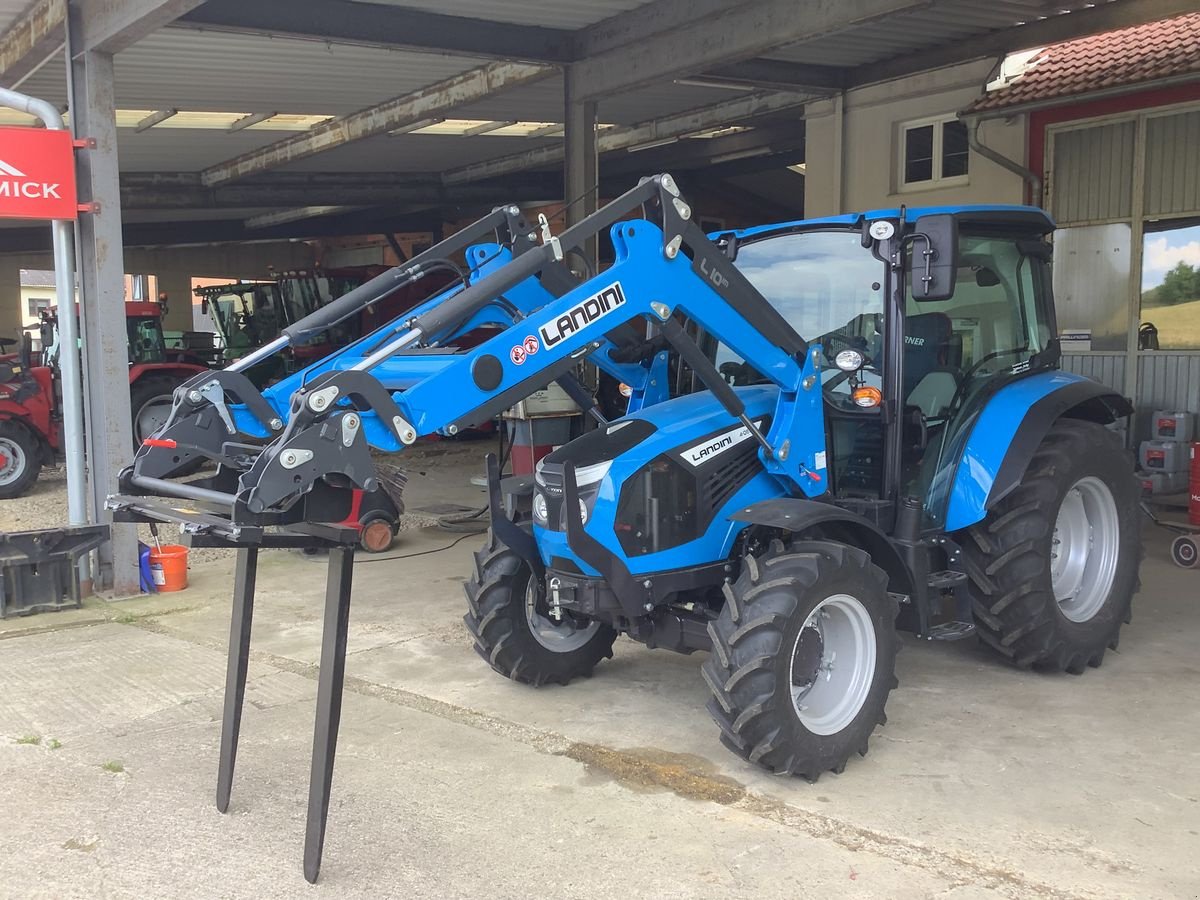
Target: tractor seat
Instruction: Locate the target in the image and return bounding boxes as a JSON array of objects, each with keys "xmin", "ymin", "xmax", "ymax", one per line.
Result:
[{"xmin": 903, "ymin": 312, "xmax": 959, "ymax": 415}]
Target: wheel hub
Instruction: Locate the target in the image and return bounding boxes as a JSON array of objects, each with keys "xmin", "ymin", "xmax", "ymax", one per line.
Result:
[
  {"xmin": 789, "ymin": 594, "xmax": 877, "ymax": 736},
  {"xmin": 524, "ymin": 577, "xmax": 601, "ymax": 653},
  {"xmin": 0, "ymin": 437, "xmax": 25, "ymax": 485},
  {"xmin": 790, "ymin": 622, "xmax": 825, "ymax": 692},
  {"xmin": 1050, "ymin": 476, "xmax": 1119, "ymax": 623}
]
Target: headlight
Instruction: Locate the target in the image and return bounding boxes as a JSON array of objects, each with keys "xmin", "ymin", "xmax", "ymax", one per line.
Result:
[
  {"xmin": 835, "ymin": 348, "xmax": 864, "ymax": 372},
  {"xmin": 533, "ymin": 490, "xmax": 548, "ymax": 525},
  {"xmin": 577, "ymin": 499, "xmax": 589, "ymax": 526}
]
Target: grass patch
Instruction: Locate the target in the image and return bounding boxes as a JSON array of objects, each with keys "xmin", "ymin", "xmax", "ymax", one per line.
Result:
[
  {"xmin": 114, "ymin": 612, "xmax": 139, "ymax": 625},
  {"xmin": 47, "ymin": 738, "xmax": 62, "ymax": 750},
  {"xmin": 100, "ymin": 760, "xmax": 124, "ymax": 774},
  {"xmin": 14, "ymin": 735, "xmax": 40, "ymax": 745}
]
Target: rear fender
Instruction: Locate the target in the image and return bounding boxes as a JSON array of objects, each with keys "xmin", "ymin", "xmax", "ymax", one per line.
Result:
[
  {"xmin": 730, "ymin": 498, "xmax": 914, "ymax": 596},
  {"xmin": 943, "ymin": 372, "xmax": 1132, "ymax": 532}
]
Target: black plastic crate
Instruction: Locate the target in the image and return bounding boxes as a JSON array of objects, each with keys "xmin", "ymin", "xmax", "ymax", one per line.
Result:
[{"xmin": 0, "ymin": 525, "xmax": 109, "ymax": 618}]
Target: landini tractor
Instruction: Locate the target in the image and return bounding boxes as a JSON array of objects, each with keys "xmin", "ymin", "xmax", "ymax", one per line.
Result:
[{"xmin": 117, "ymin": 175, "xmax": 1140, "ymax": 779}]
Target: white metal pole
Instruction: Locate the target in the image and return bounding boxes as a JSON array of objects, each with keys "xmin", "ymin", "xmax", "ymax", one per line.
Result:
[{"xmin": 0, "ymin": 89, "xmax": 89, "ymax": 555}]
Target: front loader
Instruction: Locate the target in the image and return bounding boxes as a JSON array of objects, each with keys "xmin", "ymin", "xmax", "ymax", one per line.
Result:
[{"xmin": 115, "ymin": 174, "xmax": 1139, "ymax": 877}]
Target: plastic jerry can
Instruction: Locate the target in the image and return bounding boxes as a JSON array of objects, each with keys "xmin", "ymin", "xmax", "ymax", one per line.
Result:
[
  {"xmin": 1140, "ymin": 440, "xmax": 1188, "ymax": 473},
  {"xmin": 1152, "ymin": 410, "xmax": 1194, "ymax": 442}
]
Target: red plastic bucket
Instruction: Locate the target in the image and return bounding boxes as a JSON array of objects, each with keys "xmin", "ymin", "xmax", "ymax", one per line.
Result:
[{"xmin": 148, "ymin": 543, "xmax": 189, "ymax": 592}]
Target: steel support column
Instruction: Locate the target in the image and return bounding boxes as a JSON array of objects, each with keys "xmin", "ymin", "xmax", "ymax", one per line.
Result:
[
  {"xmin": 563, "ymin": 66, "xmax": 598, "ymax": 272},
  {"xmin": 67, "ymin": 18, "xmax": 138, "ymax": 595}
]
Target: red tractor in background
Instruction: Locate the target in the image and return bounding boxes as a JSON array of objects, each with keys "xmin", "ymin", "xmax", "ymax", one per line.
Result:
[{"xmin": 0, "ymin": 301, "xmax": 207, "ymax": 499}]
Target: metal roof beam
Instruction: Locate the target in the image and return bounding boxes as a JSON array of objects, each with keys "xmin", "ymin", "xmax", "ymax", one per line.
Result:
[
  {"xmin": 118, "ymin": 171, "xmax": 563, "ymax": 209},
  {"xmin": 134, "ymin": 108, "xmax": 177, "ymax": 131},
  {"xmin": 177, "ymin": 0, "xmax": 573, "ymax": 63},
  {"xmin": 847, "ymin": 0, "xmax": 1200, "ymax": 87},
  {"xmin": 73, "ymin": 0, "xmax": 206, "ymax": 55},
  {"xmin": 569, "ymin": 0, "xmax": 928, "ymax": 100},
  {"xmin": 702, "ymin": 59, "xmax": 848, "ymax": 92},
  {"xmin": 199, "ymin": 61, "xmax": 553, "ymax": 186},
  {"xmin": 443, "ymin": 91, "xmax": 811, "ymax": 185},
  {"xmin": 245, "ymin": 206, "xmax": 360, "ymax": 229},
  {"xmin": 0, "ymin": 0, "xmax": 65, "ymax": 86}
]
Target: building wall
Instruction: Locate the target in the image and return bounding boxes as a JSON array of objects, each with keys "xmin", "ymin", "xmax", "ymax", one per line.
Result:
[{"xmin": 804, "ymin": 59, "xmax": 1028, "ymax": 216}]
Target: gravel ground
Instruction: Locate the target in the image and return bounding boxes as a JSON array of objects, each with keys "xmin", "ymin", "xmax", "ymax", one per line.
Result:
[{"xmin": 0, "ymin": 439, "xmax": 489, "ymax": 565}]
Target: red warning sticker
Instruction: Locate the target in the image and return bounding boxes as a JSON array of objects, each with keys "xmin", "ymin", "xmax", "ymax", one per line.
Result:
[
  {"xmin": 510, "ymin": 344, "xmax": 527, "ymax": 365},
  {"xmin": 523, "ymin": 335, "xmax": 539, "ymax": 356}
]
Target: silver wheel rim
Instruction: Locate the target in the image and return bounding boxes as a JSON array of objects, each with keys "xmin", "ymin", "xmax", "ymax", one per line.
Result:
[
  {"xmin": 1051, "ymin": 476, "xmax": 1120, "ymax": 623},
  {"xmin": 135, "ymin": 395, "xmax": 175, "ymax": 442},
  {"xmin": 0, "ymin": 437, "xmax": 27, "ymax": 486},
  {"xmin": 524, "ymin": 577, "xmax": 600, "ymax": 653},
  {"xmin": 790, "ymin": 593, "xmax": 877, "ymax": 736}
]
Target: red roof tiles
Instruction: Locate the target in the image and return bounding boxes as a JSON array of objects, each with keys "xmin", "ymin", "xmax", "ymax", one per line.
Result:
[{"xmin": 966, "ymin": 12, "xmax": 1200, "ymax": 114}]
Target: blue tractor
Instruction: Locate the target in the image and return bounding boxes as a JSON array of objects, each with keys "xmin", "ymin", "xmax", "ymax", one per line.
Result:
[{"xmin": 120, "ymin": 174, "xmax": 1139, "ymax": 781}]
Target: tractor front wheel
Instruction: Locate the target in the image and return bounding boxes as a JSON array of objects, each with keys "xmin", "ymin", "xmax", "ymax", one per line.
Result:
[
  {"xmin": 962, "ymin": 419, "xmax": 1140, "ymax": 672},
  {"xmin": 0, "ymin": 419, "xmax": 41, "ymax": 499},
  {"xmin": 702, "ymin": 540, "xmax": 898, "ymax": 780},
  {"xmin": 464, "ymin": 533, "xmax": 617, "ymax": 686}
]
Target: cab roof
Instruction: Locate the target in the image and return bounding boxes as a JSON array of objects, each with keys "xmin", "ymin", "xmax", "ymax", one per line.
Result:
[{"xmin": 727, "ymin": 205, "xmax": 1056, "ymax": 242}]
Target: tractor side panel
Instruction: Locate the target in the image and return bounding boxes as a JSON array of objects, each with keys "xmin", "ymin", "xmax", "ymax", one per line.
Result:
[{"xmin": 943, "ymin": 372, "xmax": 1131, "ymax": 532}]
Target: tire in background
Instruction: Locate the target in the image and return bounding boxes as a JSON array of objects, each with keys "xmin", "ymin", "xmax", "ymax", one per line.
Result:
[
  {"xmin": 961, "ymin": 418, "xmax": 1140, "ymax": 673},
  {"xmin": 0, "ymin": 419, "xmax": 42, "ymax": 499}
]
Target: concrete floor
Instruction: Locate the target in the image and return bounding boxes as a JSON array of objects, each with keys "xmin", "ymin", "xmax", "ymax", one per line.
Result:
[{"xmin": 1, "ymin": 457, "xmax": 1198, "ymax": 898}]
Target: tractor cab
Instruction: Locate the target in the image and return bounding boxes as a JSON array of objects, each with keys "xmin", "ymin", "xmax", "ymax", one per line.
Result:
[
  {"xmin": 125, "ymin": 301, "xmax": 173, "ymax": 365},
  {"xmin": 705, "ymin": 206, "xmax": 1059, "ymax": 532}
]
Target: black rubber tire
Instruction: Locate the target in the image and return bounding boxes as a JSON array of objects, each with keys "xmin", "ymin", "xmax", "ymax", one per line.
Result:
[
  {"xmin": 961, "ymin": 419, "xmax": 1141, "ymax": 673},
  {"xmin": 702, "ymin": 539, "xmax": 899, "ymax": 781},
  {"xmin": 129, "ymin": 374, "xmax": 207, "ymax": 476},
  {"xmin": 129, "ymin": 374, "xmax": 184, "ymax": 445},
  {"xmin": 1170, "ymin": 535, "xmax": 1197, "ymax": 569},
  {"xmin": 0, "ymin": 419, "xmax": 42, "ymax": 500},
  {"xmin": 463, "ymin": 532, "xmax": 617, "ymax": 686}
]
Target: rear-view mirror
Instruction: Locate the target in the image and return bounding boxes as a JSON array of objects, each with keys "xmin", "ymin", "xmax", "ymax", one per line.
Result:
[{"xmin": 910, "ymin": 214, "xmax": 958, "ymax": 301}]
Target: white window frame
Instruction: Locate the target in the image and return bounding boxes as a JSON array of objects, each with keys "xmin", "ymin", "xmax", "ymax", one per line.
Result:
[{"xmin": 898, "ymin": 114, "xmax": 970, "ymax": 191}]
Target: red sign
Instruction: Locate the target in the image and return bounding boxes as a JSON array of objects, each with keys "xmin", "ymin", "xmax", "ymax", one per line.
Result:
[{"xmin": 0, "ymin": 127, "xmax": 78, "ymax": 221}]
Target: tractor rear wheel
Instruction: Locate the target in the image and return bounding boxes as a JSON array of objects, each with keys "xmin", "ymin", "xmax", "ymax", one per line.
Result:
[
  {"xmin": 463, "ymin": 532, "xmax": 617, "ymax": 686},
  {"xmin": 962, "ymin": 419, "xmax": 1140, "ymax": 673},
  {"xmin": 0, "ymin": 419, "xmax": 41, "ymax": 499},
  {"xmin": 702, "ymin": 540, "xmax": 898, "ymax": 780}
]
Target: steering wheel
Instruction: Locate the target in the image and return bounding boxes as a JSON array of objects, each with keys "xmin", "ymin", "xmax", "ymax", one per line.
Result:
[{"xmin": 944, "ymin": 346, "xmax": 1029, "ymax": 415}]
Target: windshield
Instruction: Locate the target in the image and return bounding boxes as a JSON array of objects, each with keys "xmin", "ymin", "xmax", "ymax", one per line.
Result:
[
  {"xmin": 717, "ymin": 230, "xmax": 887, "ymax": 400},
  {"xmin": 735, "ymin": 230, "xmax": 885, "ymax": 344}
]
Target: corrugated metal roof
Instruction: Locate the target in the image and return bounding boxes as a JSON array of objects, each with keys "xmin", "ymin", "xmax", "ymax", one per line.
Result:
[
  {"xmin": 356, "ymin": 0, "xmax": 649, "ymax": 30},
  {"xmin": 20, "ymin": 29, "xmax": 489, "ymax": 115},
  {"xmin": 452, "ymin": 75, "xmax": 740, "ymax": 125},
  {"xmin": 767, "ymin": 0, "xmax": 1109, "ymax": 67}
]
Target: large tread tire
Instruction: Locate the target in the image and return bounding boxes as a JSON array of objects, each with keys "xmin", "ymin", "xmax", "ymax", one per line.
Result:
[
  {"xmin": 0, "ymin": 419, "xmax": 41, "ymax": 499},
  {"xmin": 961, "ymin": 419, "xmax": 1140, "ymax": 674},
  {"xmin": 130, "ymin": 374, "xmax": 206, "ymax": 476},
  {"xmin": 463, "ymin": 532, "xmax": 617, "ymax": 686},
  {"xmin": 702, "ymin": 539, "xmax": 899, "ymax": 781},
  {"xmin": 129, "ymin": 374, "xmax": 185, "ymax": 445}
]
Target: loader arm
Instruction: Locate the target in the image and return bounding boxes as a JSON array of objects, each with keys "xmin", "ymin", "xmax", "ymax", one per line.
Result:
[{"xmin": 122, "ymin": 175, "xmax": 825, "ymax": 525}]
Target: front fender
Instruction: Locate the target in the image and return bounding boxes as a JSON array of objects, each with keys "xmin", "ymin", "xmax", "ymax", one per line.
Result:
[
  {"xmin": 943, "ymin": 372, "xmax": 1132, "ymax": 533},
  {"xmin": 730, "ymin": 497, "xmax": 914, "ymax": 595}
]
